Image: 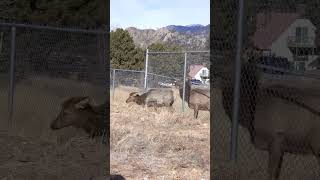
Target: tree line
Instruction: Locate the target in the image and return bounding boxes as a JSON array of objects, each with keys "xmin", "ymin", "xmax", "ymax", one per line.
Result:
[
  {"xmin": 110, "ymin": 28, "xmax": 210, "ymax": 78},
  {"xmin": 110, "ymin": 28, "xmax": 185, "ymax": 75}
]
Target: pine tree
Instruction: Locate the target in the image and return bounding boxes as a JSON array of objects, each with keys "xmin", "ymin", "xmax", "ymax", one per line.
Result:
[{"xmin": 110, "ymin": 28, "xmax": 144, "ymax": 70}]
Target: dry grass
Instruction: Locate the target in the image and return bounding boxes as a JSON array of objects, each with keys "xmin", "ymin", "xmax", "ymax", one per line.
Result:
[
  {"xmin": 110, "ymin": 86, "xmax": 210, "ymax": 180},
  {"xmin": 0, "ymin": 76, "xmax": 107, "ymax": 180}
]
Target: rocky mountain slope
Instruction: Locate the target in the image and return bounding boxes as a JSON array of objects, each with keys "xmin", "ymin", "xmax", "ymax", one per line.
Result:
[{"xmin": 125, "ymin": 24, "xmax": 209, "ymax": 50}]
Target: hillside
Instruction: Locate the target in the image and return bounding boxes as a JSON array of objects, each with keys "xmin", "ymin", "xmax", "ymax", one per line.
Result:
[{"xmin": 125, "ymin": 24, "xmax": 209, "ymax": 50}]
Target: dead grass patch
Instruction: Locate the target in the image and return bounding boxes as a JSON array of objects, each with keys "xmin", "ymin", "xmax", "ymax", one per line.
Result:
[{"xmin": 110, "ymin": 86, "xmax": 210, "ymax": 179}]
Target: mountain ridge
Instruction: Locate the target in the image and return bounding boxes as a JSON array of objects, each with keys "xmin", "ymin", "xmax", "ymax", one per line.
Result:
[{"xmin": 119, "ymin": 24, "xmax": 210, "ymax": 50}]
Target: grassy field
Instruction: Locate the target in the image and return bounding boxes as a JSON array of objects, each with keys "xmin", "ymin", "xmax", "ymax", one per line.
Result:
[
  {"xmin": 0, "ymin": 75, "xmax": 318, "ymax": 180},
  {"xmin": 110, "ymin": 86, "xmax": 210, "ymax": 179}
]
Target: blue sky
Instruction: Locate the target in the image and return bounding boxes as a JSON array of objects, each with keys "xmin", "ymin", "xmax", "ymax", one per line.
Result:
[{"xmin": 111, "ymin": 0, "xmax": 210, "ymax": 29}]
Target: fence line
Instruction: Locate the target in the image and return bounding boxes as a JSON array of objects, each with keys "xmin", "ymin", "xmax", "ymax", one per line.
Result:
[
  {"xmin": 1, "ymin": 22, "xmax": 108, "ymax": 130},
  {"xmin": 0, "ymin": 22, "xmax": 107, "ymax": 34},
  {"xmin": 147, "ymin": 50, "xmax": 210, "ymax": 54},
  {"xmin": 110, "ymin": 68, "xmax": 180, "ymax": 100},
  {"xmin": 212, "ymin": 1, "xmax": 320, "ymax": 179},
  {"xmin": 111, "ymin": 48, "xmax": 210, "ymax": 112},
  {"xmin": 230, "ymin": 0, "xmax": 245, "ymax": 162},
  {"xmin": 144, "ymin": 49, "xmax": 210, "ymax": 112},
  {"xmin": 144, "ymin": 49, "xmax": 210, "ymax": 90},
  {"xmin": 8, "ymin": 26, "xmax": 15, "ymax": 128}
]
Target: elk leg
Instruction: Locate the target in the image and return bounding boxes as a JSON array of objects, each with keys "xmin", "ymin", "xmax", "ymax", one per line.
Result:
[
  {"xmin": 155, "ymin": 107, "xmax": 160, "ymax": 113},
  {"xmin": 194, "ymin": 105, "xmax": 199, "ymax": 119},
  {"xmin": 249, "ymin": 123, "xmax": 255, "ymax": 144},
  {"xmin": 89, "ymin": 129, "xmax": 96, "ymax": 138},
  {"xmin": 268, "ymin": 133, "xmax": 284, "ymax": 180},
  {"xmin": 310, "ymin": 134, "xmax": 320, "ymax": 169},
  {"xmin": 315, "ymin": 153, "xmax": 320, "ymax": 170},
  {"xmin": 170, "ymin": 106, "xmax": 174, "ymax": 113}
]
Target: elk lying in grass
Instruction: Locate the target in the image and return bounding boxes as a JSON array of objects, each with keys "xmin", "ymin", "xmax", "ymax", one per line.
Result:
[{"xmin": 50, "ymin": 96, "xmax": 108, "ymax": 144}]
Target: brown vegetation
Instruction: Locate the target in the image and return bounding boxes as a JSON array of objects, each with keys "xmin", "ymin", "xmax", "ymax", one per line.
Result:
[{"xmin": 111, "ymin": 86, "xmax": 210, "ymax": 179}]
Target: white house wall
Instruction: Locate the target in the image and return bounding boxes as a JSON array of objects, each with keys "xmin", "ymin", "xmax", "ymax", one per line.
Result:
[
  {"xmin": 194, "ymin": 67, "xmax": 209, "ymax": 81},
  {"xmin": 269, "ymin": 19, "xmax": 318, "ymax": 69}
]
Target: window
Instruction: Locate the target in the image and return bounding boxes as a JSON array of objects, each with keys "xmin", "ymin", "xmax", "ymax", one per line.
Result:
[
  {"xmin": 201, "ymin": 69, "xmax": 208, "ymax": 76},
  {"xmin": 295, "ymin": 61, "xmax": 306, "ymax": 71},
  {"xmin": 296, "ymin": 26, "xmax": 308, "ymax": 44},
  {"xmin": 202, "ymin": 69, "xmax": 206, "ymax": 74}
]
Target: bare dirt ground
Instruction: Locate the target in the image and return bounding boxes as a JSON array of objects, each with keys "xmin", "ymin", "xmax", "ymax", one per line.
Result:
[
  {"xmin": 110, "ymin": 86, "xmax": 210, "ymax": 180},
  {"xmin": 0, "ymin": 77, "xmax": 107, "ymax": 180}
]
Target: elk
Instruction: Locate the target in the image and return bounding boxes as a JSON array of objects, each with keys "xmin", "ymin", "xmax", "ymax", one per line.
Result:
[
  {"xmin": 177, "ymin": 79, "xmax": 210, "ymax": 119},
  {"xmin": 215, "ymin": 53, "xmax": 320, "ymax": 180},
  {"xmin": 50, "ymin": 96, "xmax": 108, "ymax": 143},
  {"xmin": 126, "ymin": 88, "xmax": 174, "ymax": 110}
]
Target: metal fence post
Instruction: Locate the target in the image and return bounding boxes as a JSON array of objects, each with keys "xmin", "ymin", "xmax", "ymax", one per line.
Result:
[
  {"xmin": 112, "ymin": 69, "xmax": 116, "ymax": 99},
  {"xmin": 182, "ymin": 52, "xmax": 187, "ymax": 112},
  {"xmin": 144, "ymin": 49, "xmax": 149, "ymax": 90},
  {"xmin": 8, "ymin": 26, "xmax": 16, "ymax": 129},
  {"xmin": 0, "ymin": 32, "xmax": 4, "ymax": 54},
  {"xmin": 230, "ymin": 0, "xmax": 245, "ymax": 162}
]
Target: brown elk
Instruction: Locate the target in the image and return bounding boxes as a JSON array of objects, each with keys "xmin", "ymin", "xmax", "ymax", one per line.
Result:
[
  {"xmin": 215, "ymin": 54, "xmax": 320, "ymax": 180},
  {"xmin": 126, "ymin": 88, "xmax": 174, "ymax": 110},
  {"xmin": 176, "ymin": 79, "xmax": 210, "ymax": 119},
  {"xmin": 50, "ymin": 96, "xmax": 108, "ymax": 143}
]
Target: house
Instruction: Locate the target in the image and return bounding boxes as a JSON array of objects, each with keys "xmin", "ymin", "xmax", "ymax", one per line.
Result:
[
  {"xmin": 188, "ymin": 64, "xmax": 209, "ymax": 84},
  {"xmin": 252, "ymin": 4, "xmax": 318, "ymax": 71}
]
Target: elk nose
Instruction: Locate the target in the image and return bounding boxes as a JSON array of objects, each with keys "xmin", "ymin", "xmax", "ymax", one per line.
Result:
[{"xmin": 50, "ymin": 121, "xmax": 58, "ymax": 130}]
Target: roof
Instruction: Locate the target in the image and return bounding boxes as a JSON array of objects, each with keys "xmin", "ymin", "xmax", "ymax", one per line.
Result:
[
  {"xmin": 188, "ymin": 64, "xmax": 206, "ymax": 78},
  {"xmin": 253, "ymin": 12, "xmax": 300, "ymax": 50}
]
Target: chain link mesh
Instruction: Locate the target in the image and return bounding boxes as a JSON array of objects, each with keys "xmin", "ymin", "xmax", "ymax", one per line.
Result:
[
  {"xmin": 147, "ymin": 53, "xmax": 184, "ymax": 88},
  {"xmin": 212, "ymin": 0, "xmax": 320, "ymax": 179},
  {"xmin": 0, "ymin": 24, "xmax": 108, "ymax": 134},
  {"xmin": 0, "ymin": 22, "xmax": 108, "ymax": 178}
]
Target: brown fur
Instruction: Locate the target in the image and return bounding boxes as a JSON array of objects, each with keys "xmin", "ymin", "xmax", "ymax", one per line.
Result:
[
  {"xmin": 177, "ymin": 80, "xmax": 210, "ymax": 119},
  {"xmin": 188, "ymin": 88, "xmax": 210, "ymax": 119},
  {"xmin": 217, "ymin": 58, "xmax": 320, "ymax": 180},
  {"xmin": 50, "ymin": 96, "xmax": 108, "ymax": 142},
  {"xmin": 126, "ymin": 89, "xmax": 174, "ymax": 109}
]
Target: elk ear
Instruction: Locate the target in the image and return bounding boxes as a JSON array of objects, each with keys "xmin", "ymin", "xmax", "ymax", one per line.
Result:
[
  {"xmin": 75, "ymin": 97, "xmax": 90, "ymax": 109},
  {"xmin": 129, "ymin": 92, "xmax": 139, "ymax": 97}
]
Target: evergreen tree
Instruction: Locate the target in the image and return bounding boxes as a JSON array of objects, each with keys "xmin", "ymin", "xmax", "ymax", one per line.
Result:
[
  {"xmin": 147, "ymin": 42, "xmax": 184, "ymax": 78},
  {"xmin": 110, "ymin": 28, "xmax": 144, "ymax": 70},
  {"xmin": 0, "ymin": 0, "xmax": 106, "ymax": 29}
]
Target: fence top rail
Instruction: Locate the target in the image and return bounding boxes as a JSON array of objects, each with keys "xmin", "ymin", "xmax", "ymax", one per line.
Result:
[
  {"xmin": 0, "ymin": 22, "xmax": 108, "ymax": 34},
  {"xmin": 112, "ymin": 68, "xmax": 144, "ymax": 73},
  {"xmin": 110, "ymin": 68, "xmax": 180, "ymax": 81},
  {"xmin": 147, "ymin": 72, "xmax": 180, "ymax": 80},
  {"xmin": 147, "ymin": 50, "xmax": 210, "ymax": 54},
  {"xmin": 256, "ymin": 64, "xmax": 320, "ymax": 80}
]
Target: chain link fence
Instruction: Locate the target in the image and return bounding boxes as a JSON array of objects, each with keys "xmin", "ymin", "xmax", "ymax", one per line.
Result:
[
  {"xmin": 0, "ymin": 22, "xmax": 109, "ymax": 178},
  {"xmin": 146, "ymin": 50, "xmax": 210, "ymax": 116},
  {"xmin": 212, "ymin": 1, "xmax": 320, "ymax": 179},
  {"xmin": 110, "ymin": 68, "xmax": 145, "ymax": 98},
  {"xmin": 111, "ymin": 50, "xmax": 210, "ymax": 118},
  {"xmin": 0, "ymin": 22, "xmax": 108, "ymax": 136}
]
